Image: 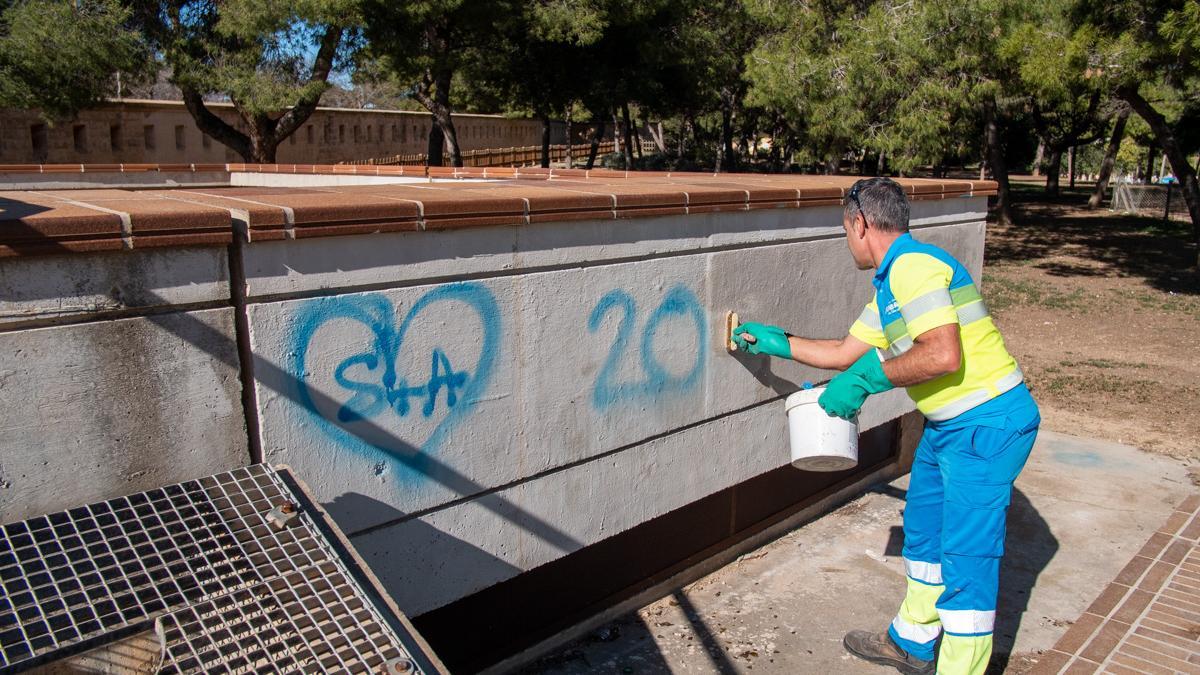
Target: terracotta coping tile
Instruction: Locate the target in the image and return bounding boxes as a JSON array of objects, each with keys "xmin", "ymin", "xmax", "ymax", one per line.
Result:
[
  {"xmin": 150, "ymin": 190, "xmax": 290, "ymax": 228},
  {"xmin": 549, "ymin": 168, "xmax": 589, "ymax": 178},
  {"xmin": 0, "ymin": 191, "xmax": 126, "ymax": 256},
  {"xmin": 235, "ymin": 192, "xmax": 421, "ymax": 226},
  {"xmin": 40, "ymin": 188, "xmax": 141, "ymax": 201},
  {"xmin": 0, "ymin": 171, "xmax": 997, "ymax": 256},
  {"xmin": 797, "ymin": 186, "xmax": 847, "ymax": 201},
  {"xmin": 680, "ymin": 187, "xmax": 749, "ymax": 205},
  {"xmin": 417, "ymin": 192, "xmax": 527, "ymax": 230},
  {"xmin": 37, "ymin": 164, "xmax": 86, "ymax": 174},
  {"xmin": 0, "ymin": 164, "xmax": 44, "ymax": 172}
]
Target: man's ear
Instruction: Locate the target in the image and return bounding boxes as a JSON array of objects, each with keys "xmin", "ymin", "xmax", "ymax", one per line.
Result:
[{"xmin": 854, "ymin": 212, "xmax": 868, "ymax": 237}]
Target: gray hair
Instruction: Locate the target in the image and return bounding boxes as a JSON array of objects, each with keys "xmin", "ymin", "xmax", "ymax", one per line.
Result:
[{"xmin": 844, "ymin": 177, "xmax": 910, "ymax": 233}]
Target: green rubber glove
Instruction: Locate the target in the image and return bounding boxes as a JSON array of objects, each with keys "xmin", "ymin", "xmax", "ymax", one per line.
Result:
[
  {"xmin": 732, "ymin": 322, "xmax": 792, "ymax": 359},
  {"xmin": 818, "ymin": 350, "xmax": 894, "ymax": 420}
]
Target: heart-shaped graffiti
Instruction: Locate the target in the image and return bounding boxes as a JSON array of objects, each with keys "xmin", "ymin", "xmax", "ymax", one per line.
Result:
[{"xmin": 290, "ymin": 282, "xmax": 501, "ymax": 478}]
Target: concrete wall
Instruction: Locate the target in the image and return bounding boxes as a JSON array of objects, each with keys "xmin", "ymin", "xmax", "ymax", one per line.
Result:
[
  {"xmin": 241, "ymin": 198, "xmax": 987, "ymax": 616},
  {"xmin": 0, "ymin": 247, "xmax": 247, "ymax": 522},
  {"xmin": 0, "ymin": 100, "xmax": 563, "ymax": 165},
  {"xmin": 0, "ymin": 192, "xmax": 987, "ymax": 624}
]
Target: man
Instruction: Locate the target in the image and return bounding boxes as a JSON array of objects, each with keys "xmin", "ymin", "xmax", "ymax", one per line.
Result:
[{"xmin": 732, "ymin": 177, "xmax": 1039, "ymax": 675}]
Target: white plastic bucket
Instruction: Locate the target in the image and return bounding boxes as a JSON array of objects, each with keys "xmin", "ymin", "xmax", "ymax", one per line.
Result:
[{"xmin": 784, "ymin": 387, "xmax": 859, "ymax": 472}]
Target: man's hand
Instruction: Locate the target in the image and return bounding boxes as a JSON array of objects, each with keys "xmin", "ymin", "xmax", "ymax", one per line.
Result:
[
  {"xmin": 818, "ymin": 350, "xmax": 894, "ymax": 420},
  {"xmin": 732, "ymin": 322, "xmax": 793, "ymax": 359}
]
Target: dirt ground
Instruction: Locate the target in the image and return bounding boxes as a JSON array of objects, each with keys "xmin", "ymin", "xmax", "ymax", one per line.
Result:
[{"xmin": 984, "ymin": 184, "xmax": 1200, "ymax": 460}]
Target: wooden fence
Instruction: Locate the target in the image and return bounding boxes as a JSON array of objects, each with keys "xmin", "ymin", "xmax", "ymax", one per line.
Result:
[{"xmin": 342, "ymin": 140, "xmax": 655, "ymax": 168}]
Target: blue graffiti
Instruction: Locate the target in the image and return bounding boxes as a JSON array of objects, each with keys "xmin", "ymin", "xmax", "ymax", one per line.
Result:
[
  {"xmin": 588, "ymin": 284, "xmax": 706, "ymax": 410},
  {"xmin": 291, "ymin": 283, "xmax": 500, "ymax": 481}
]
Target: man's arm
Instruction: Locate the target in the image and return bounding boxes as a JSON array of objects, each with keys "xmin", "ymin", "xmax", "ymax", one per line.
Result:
[
  {"xmin": 880, "ymin": 323, "xmax": 961, "ymax": 386},
  {"xmin": 786, "ymin": 334, "xmax": 874, "ymax": 371}
]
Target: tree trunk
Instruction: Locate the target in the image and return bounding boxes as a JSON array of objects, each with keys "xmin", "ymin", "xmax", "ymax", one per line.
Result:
[
  {"xmin": 720, "ymin": 95, "xmax": 736, "ymax": 172},
  {"xmin": 825, "ymin": 140, "xmax": 843, "ymax": 175},
  {"xmin": 633, "ymin": 115, "xmax": 644, "ymax": 160},
  {"xmin": 426, "ymin": 117, "xmax": 444, "ymax": 166},
  {"xmin": 1120, "ymin": 85, "xmax": 1200, "ymax": 267},
  {"xmin": 621, "ymin": 102, "xmax": 635, "ymax": 170},
  {"xmin": 984, "ymin": 100, "xmax": 1014, "ymax": 226},
  {"xmin": 586, "ymin": 119, "xmax": 605, "ymax": 170},
  {"xmin": 182, "ymin": 88, "xmax": 253, "ymax": 160},
  {"xmin": 1068, "ymin": 146, "xmax": 1077, "ymax": 189},
  {"xmin": 435, "ymin": 75, "xmax": 461, "ymax": 167},
  {"xmin": 540, "ymin": 112, "xmax": 552, "ymax": 168},
  {"xmin": 876, "ymin": 148, "xmax": 887, "ymax": 176},
  {"xmin": 1032, "ymin": 138, "xmax": 1045, "ymax": 176},
  {"xmin": 177, "ymin": 25, "xmax": 340, "ymax": 163},
  {"xmin": 414, "ymin": 66, "xmax": 462, "ymax": 167},
  {"xmin": 565, "ymin": 108, "xmax": 573, "ymax": 168},
  {"xmin": 1144, "ymin": 145, "xmax": 1156, "ymax": 183},
  {"xmin": 612, "ymin": 110, "xmax": 622, "ymax": 161},
  {"xmin": 646, "ymin": 121, "xmax": 666, "ymax": 153},
  {"xmin": 1045, "ymin": 147, "xmax": 1063, "ymax": 196},
  {"xmin": 1088, "ymin": 107, "xmax": 1129, "ymax": 209}
]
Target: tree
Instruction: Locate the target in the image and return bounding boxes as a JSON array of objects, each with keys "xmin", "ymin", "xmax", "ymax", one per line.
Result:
[
  {"xmin": 0, "ymin": 0, "xmax": 147, "ymax": 121},
  {"xmin": 1072, "ymin": 0, "xmax": 1200, "ymax": 265},
  {"xmin": 361, "ymin": 0, "xmax": 512, "ymax": 167},
  {"xmin": 1002, "ymin": 0, "xmax": 1108, "ymax": 196},
  {"xmin": 744, "ymin": 0, "xmax": 860, "ymax": 174},
  {"xmin": 131, "ymin": 0, "xmax": 357, "ymax": 162},
  {"xmin": 748, "ymin": 0, "xmax": 1035, "ymax": 222},
  {"xmin": 457, "ymin": 0, "xmax": 603, "ymax": 168}
]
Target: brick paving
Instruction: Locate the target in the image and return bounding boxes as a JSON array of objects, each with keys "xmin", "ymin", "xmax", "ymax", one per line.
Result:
[{"xmin": 1033, "ymin": 494, "xmax": 1200, "ymax": 674}]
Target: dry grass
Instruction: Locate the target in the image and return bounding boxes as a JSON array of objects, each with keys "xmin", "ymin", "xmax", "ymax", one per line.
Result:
[{"xmin": 983, "ymin": 185, "xmax": 1200, "ymax": 459}]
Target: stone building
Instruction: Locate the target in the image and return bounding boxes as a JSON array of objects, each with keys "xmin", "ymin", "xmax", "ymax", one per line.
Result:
[{"xmin": 0, "ymin": 99, "xmax": 565, "ymax": 164}]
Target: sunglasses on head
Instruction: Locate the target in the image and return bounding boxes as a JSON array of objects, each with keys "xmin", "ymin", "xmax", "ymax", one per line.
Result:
[{"xmin": 846, "ymin": 183, "xmax": 866, "ymax": 224}]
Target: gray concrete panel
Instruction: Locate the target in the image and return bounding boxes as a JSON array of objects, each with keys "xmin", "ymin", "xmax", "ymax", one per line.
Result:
[
  {"xmin": 0, "ymin": 308, "xmax": 247, "ymax": 523},
  {"xmin": 0, "ymin": 247, "xmax": 230, "ymax": 327}
]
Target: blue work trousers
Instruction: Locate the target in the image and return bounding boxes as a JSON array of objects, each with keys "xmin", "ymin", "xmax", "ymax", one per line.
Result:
[{"xmin": 888, "ymin": 385, "xmax": 1040, "ymax": 673}]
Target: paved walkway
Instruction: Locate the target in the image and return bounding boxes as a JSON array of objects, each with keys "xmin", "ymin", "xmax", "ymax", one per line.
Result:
[
  {"xmin": 520, "ymin": 431, "xmax": 1195, "ymax": 674},
  {"xmin": 1033, "ymin": 495, "xmax": 1200, "ymax": 674}
]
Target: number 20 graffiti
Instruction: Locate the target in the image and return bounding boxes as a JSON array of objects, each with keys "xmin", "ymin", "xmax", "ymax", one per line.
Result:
[{"xmin": 587, "ymin": 284, "xmax": 707, "ymax": 411}]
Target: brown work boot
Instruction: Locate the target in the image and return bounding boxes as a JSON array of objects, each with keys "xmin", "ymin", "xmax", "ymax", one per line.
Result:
[{"xmin": 843, "ymin": 630, "xmax": 934, "ymax": 675}]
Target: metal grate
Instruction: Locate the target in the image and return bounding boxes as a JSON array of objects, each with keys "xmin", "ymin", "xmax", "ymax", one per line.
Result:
[{"xmin": 0, "ymin": 465, "xmax": 440, "ymax": 674}]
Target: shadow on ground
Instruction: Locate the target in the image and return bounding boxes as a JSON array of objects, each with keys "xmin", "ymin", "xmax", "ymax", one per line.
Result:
[
  {"xmin": 989, "ymin": 488, "xmax": 1058, "ymax": 673},
  {"xmin": 989, "ymin": 186, "xmax": 1198, "ymax": 295}
]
